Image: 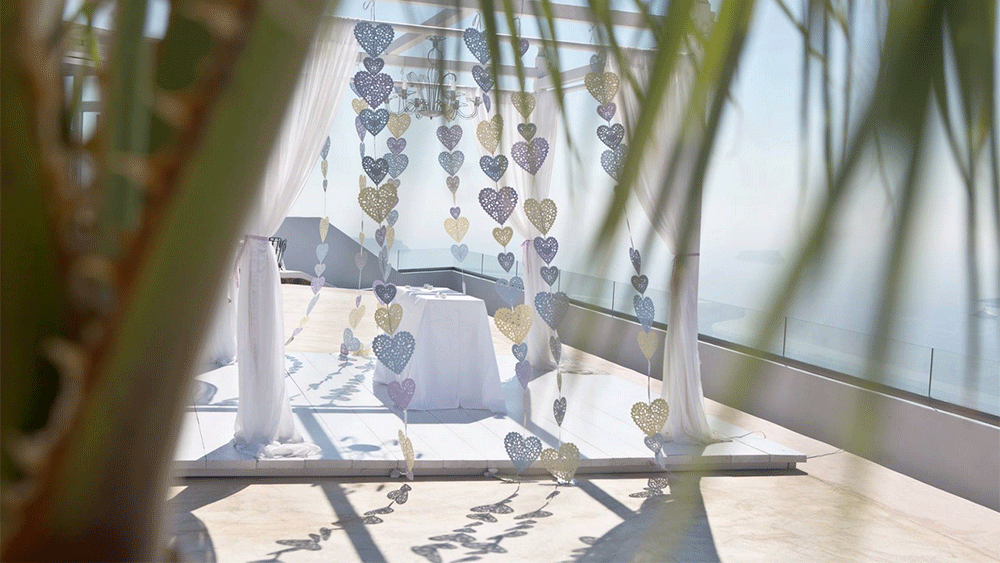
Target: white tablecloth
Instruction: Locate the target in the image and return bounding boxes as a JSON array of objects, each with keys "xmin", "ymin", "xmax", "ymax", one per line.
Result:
[{"xmin": 374, "ymin": 286, "xmax": 506, "ymax": 412}]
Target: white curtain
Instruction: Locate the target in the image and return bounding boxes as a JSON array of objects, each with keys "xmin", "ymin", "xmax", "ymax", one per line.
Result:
[
  {"xmin": 616, "ymin": 53, "xmax": 717, "ymax": 444},
  {"xmin": 197, "ymin": 275, "xmax": 237, "ymax": 367},
  {"xmin": 234, "ymin": 18, "xmax": 359, "ymax": 458},
  {"xmin": 475, "ymin": 89, "xmax": 560, "ymax": 371}
]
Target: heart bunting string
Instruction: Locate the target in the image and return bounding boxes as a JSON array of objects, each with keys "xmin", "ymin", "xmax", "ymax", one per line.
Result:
[{"xmin": 437, "ymin": 122, "xmax": 470, "ymax": 290}]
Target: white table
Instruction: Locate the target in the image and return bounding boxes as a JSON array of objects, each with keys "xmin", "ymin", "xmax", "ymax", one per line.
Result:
[{"xmin": 374, "ymin": 286, "xmax": 506, "ymax": 413}]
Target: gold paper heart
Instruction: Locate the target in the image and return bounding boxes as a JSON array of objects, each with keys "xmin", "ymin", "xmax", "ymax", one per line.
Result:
[
  {"xmin": 299, "ymin": 316, "xmax": 309, "ymax": 328},
  {"xmin": 444, "ymin": 217, "xmax": 470, "ymax": 243},
  {"xmin": 358, "ymin": 184, "xmax": 399, "ymax": 223},
  {"xmin": 557, "ymin": 370, "xmax": 562, "ymax": 392},
  {"xmin": 321, "ymin": 159, "xmax": 328, "ymax": 178},
  {"xmin": 492, "ymin": 226, "xmax": 513, "ymax": 247},
  {"xmin": 477, "ymin": 114, "xmax": 503, "ymax": 154},
  {"xmin": 511, "ymin": 92, "xmax": 536, "ymax": 118},
  {"xmin": 385, "ymin": 226, "xmax": 395, "ymax": 251},
  {"xmin": 630, "ymin": 398, "xmax": 669, "ymax": 437},
  {"xmin": 388, "ymin": 113, "xmax": 411, "ymax": 138},
  {"xmin": 523, "ymin": 198, "xmax": 557, "ymax": 235},
  {"xmin": 495, "ymin": 304, "xmax": 533, "ymax": 343},
  {"xmin": 398, "ymin": 430, "xmax": 415, "ymax": 473},
  {"xmin": 375, "ymin": 303, "xmax": 403, "ymax": 334},
  {"xmin": 637, "ymin": 330, "xmax": 657, "ymax": 359},
  {"xmin": 585, "ymin": 72, "xmax": 620, "ymax": 105},
  {"xmin": 443, "ymin": 105, "xmax": 457, "ymax": 122},
  {"xmin": 319, "ymin": 216, "xmax": 330, "ymax": 242},
  {"xmin": 358, "ymin": 231, "xmax": 365, "ymax": 245},
  {"xmin": 352, "ymin": 98, "xmax": 369, "ymax": 114},
  {"xmin": 349, "ymin": 305, "xmax": 366, "ymax": 329},
  {"xmin": 540, "ymin": 442, "xmax": 580, "ymax": 482}
]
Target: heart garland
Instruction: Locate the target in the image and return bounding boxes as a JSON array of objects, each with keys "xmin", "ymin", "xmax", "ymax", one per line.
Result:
[
  {"xmin": 358, "ymin": 183, "xmax": 398, "ymax": 223},
  {"xmin": 504, "ymin": 432, "xmax": 541, "ymax": 474},
  {"xmin": 630, "ymin": 399, "xmax": 669, "ymax": 437},
  {"xmin": 354, "ymin": 22, "xmax": 394, "ymax": 58},
  {"xmin": 523, "ymin": 198, "xmax": 557, "ymax": 235},
  {"xmin": 478, "ymin": 186, "xmax": 518, "ymax": 225},
  {"xmin": 540, "ymin": 443, "xmax": 580, "ymax": 483},
  {"xmin": 438, "ymin": 151, "xmax": 464, "ymax": 176},
  {"xmin": 534, "ymin": 291, "xmax": 569, "ymax": 330},
  {"xmin": 476, "ymin": 114, "xmax": 503, "ymax": 154},
  {"xmin": 373, "ymin": 331, "xmax": 415, "ymax": 375},
  {"xmin": 494, "ymin": 304, "xmax": 533, "ymax": 344},
  {"xmin": 511, "ymin": 138, "xmax": 549, "ymax": 175},
  {"xmin": 437, "ymin": 125, "xmax": 463, "ymax": 151},
  {"xmin": 374, "ymin": 303, "xmax": 403, "ymax": 334},
  {"xmin": 480, "ymin": 155, "xmax": 508, "ymax": 182},
  {"xmin": 388, "ymin": 378, "xmax": 416, "ymax": 410},
  {"xmin": 463, "ymin": 27, "xmax": 491, "ymax": 65}
]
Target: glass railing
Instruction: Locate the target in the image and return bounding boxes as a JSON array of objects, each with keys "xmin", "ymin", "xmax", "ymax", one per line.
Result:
[{"xmin": 394, "ymin": 248, "xmax": 1000, "ymax": 417}]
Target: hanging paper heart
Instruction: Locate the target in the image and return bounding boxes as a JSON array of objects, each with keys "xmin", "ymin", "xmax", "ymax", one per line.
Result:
[
  {"xmin": 384, "ymin": 153, "xmax": 408, "ymax": 178},
  {"xmin": 444, "ymin": 217, "xmax": 469, "ymax": 242},
  {"xmin": 354, "ymin": 70, "xmax": 393, "ymax": 108},
  {"xmin": 601, "ymin": 144, "xmax": 627, "ymax": 181},
  {"xmin": 479, "ymin": 186, "xmax": 518, "ymax": 224},
  {"xmin": 585, "ymin": 72, "xmax": 620, "ymax": 105},
  {"xmin": 492, "ymin": 226, "xmax": 513, "ymax": 247},
  {"xmin": 446, "ymin": 176, "xmax": 460, "ymax": 194},
  {"xmin": 476, "ymin": 114, "xmax": 503, "ymax": 153},
  {"xmin": 597, "ymin": 103, "xmax": 617, "ymax": 121},
  {"xmin": 362, "ymin": 156, "xmax": 389, "ymax": 185},
  {"xmin": 637, "ymin": 330, "xmax": 657, "ymax": 360},
  {"xmin": 631, "ymin": 274, "xmax": 648, "ymax": 294},
  {"xmin": 349, "ymin": 305, "xmax": 366, "ymax": 329},
  {"xmin": 352, "ymin": 98, "xmax": 368, "ymax": 114},
  {"xmin": 495, "ymin": 276, "xmax": 524, "ymax": 307},
  {"xmin": 517, "ymin": 122, "xmax": 536, "ymax": 140},
  {"xmin": 358, "ymin": 183, "xmax": 398, "ymax": 223},
  {"xmin": 321, "ymin": 159, "xmax": 328, "ymax": 178},
  {"xmin": 512, "ymin": 342, "xmax": 528, "ymax": 362},
  {"xmin": 483, "ymin": 92, "xmax": 491, "ymax": 112},
  {"xmin": 358, "ymin": 142, "xmax": 365, "ymax": 158},
  {"xmin": 644, "ymin": 433, "xmax": 665, "ymax": 454},
  {"xmin": 355, "ymin": 251, "xmax": 367, "ymax": 271},
  {"xmin": 388, "ymin": 113, "xmax": 410, "ymax": 138},
  {"xmin": 373, "ymin": 331, "xmax": 415, "ymax": 375},
  {"xmin": 631, "ymin": 398, "xmax": 669, "ymax": 437},
  {"xmin": 359, "ymin": 108, "xmax": 390, "ymax": 136},
  {"xmin": 398, "ymin": 429, "xmax": 415, "ymax": 473},
  {"xmin": 533, "ymin": 236, "xmax": 559, "ymax": 264},
  {"xmin": 504, "ymin": 431, "xmax": 541, "ymax": 474},
  {"xmin": 524, "ymin": 198, "xmax": 557, "ymax": 235},
  {"xmin": 355, "ymin": 116, "xmax": 366, "ymax": 141},
  {"xmin": 497, "ymin": 251, "xmax": 515, "ymax": 272},
  {"xmin": 311, "ymin": 276, "xmax": 325, "ymax": 294},
  {"xmin": 553, "ymin": 397, "xmax": 567, "ymax": 426},
  {"xmin": 388, "ymin": 378, "xmax": 416, "ymax": 410},
  {"xmin": 534, "ymin": 291, "xmax": 569, "ymax": 329},
  {"xmin": 438, "ymin": 151, "xmax": 465, "ymax": 176},
  {"xmin": 515, "ymin": 359, "xmax": 532, "ymax": 388},
  {"xmin": 354, "ymin": 22, "xmax": 395, "ymax": 58},
  {"xmin": 633, "ymin": 295, "xmax": 654, "ymax": 331},
  {"xmin": 343, "ymin": 328, "xmax": 362, "ymax": 352},
  {"xmin": 463, "ymin": 27, "xmax": 491, "ymax": 65},
  {"xmin": 374, "ymin": 302, "xmax": 403, "ymax": 333},
  {"xmin": 494, "ymin": 304, "xmax": 533, "ymax": 343},
  {"xmin": 480, "ymin": 155, "xmax": 508, "ymax": 182},
  {"xmin": 320, "ymin": 136, "xmax": 331, "ymax": 160},
  {"xmin": 540, "ymin": 443, "xmax": 580, "ymax": 482},
  {"xmin": 307, "ymin": 293, "xmax": 321, "ymax": 316},
  {"xmin": 629, "ymin": 247, "xmax": 642, "ymax": 274},
  {"xmin": 597, "ymin": 123, "xmax": 625, "ymax": 149},
  {"xmin": 511, "ymin": 138, "xmax": 549, "ymax": 175},
  {"xmin": 590, "ymin": 50, "xmax": 607, "ymax": 73},
  {"xmin": 373, "ymin": 280, "xmax": 397, "ymax": 304},
  {"xmin": 451, "ymin": 243, "xmax": 469, "ymax": 262},
  {"xmin": 549, "ymin": 336, "xmax": 561, "ymax": 362},
  {"xmin": 437, "ymin": 125, "xmax": 463, "ymax": 150},
  {"xmin": 385, "ymin": 227, "xmax": 395, "ymax": 251},
  {"xmin": 314, "ymin": 263, "xmax": 326, "ymax": 277},
  {"xmin": 316, "ymin": 243, "xmax": 329, "ymax": 262},
  {"xmin": 387, "ymin": 136, "xmax": 406, "ymax": 154},
  {"xmin": 540, "ymin": 266, "xmax": 559, "ymax": 286},
  {"xmin": 356, "ymin": 295, "xmax": 363, "ymax": 308},
  {"xmin": 386, "ymin": 209, "xmax": 399, "ymax": 227},
  {"xmin": 319, "ymin": 216, "xmax": 330, "ymax": 242},
  {"xmin": 379, "ymin": 247, "xmax": 391, "ymax": 279},
  {"xmin": 386, "ymin": 176, "xmax": 400, "ymax": 189},
  {"xmin": 472, "ymin": 65, "xmax": 493, "ymax": 92},
  {"xmin": 517, "ymin": 38, "xmax": 529, "ymax": 57},
  {"xmin": 363, "ymin": 56, "xmax": 384, "ymax": 74},
  {"xmin": 450, "ymin": 206, "xmax": 461, "ymax": 219},
  {"xmin": 511, "ymin": 92, "xmax": 535, "ymax": 118},
  {"xmin": 375, "ymin": 225, "xmax": 387, "ymax": 247}
]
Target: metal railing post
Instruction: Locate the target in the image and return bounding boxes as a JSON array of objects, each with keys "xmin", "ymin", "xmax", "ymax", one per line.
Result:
[
  {"xmin": 928, "ymin": 348, "xmax": 935, "ymax": 397},
  {"xmin": 782, "ymin": 316, "xmax": 788, "ymax": 357}
]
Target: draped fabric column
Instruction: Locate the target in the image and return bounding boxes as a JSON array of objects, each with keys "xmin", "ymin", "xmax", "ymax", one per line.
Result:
[
  {"xmin": 476, "ymin": 88, "xmax": 560, "ymax": 371},
  {"xmin": 234, "ymin": 18, "xmax": 360, "ymax": 458},
  {"xmin": 615, "ymin": 54, "xmax": 717, "ymax": 444}
]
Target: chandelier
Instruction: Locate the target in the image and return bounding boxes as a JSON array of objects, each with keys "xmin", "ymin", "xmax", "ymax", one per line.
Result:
[{"xmin": 396, "ymin": 36, "xmax": 481, "ymax": 120}]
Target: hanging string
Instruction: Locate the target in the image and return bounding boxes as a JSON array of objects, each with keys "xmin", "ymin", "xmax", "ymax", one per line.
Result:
[
  {"xmin": 646, "ymin": 358, "xmax": 652, "ymax": 403},
  {"xmin": 363, "ymin": 0, "xmax": 375, "ymax": 21}
]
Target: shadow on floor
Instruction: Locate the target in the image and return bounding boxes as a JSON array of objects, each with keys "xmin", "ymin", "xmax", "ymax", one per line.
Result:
[{"xmin": 168, "ymin": 480, "xmax": 250, "ymax": 563}]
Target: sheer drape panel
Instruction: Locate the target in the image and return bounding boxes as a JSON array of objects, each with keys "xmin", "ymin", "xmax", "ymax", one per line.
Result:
[
  {"xmin": 616, "ymin": 54, "xmax": 717, "ymax": 444},
  {"xmin": 234, "ymin": 18, "xmax": 359, "ymax": 458}
]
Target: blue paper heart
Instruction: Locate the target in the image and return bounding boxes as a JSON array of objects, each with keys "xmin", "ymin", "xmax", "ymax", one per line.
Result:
[
  {"xmin": 359, "ymin": 108, "xmax": 389, "ymax": 136},
  {"xmin": 497, "ymin": 251, "xmax": 514, "ymax": 272},
  {"xmin": 387, "ymin": 136, "xmax": 406, "ymax": 154},
  {"xmin": 472, "ymin": 65, "xmax": 493, "ymax": 92},
  {"xmin": 362, "ymin": 156, "xmax": 388, "ymax": 184},
  {"xmin": 320, "ymin": 136, "xmax": 331, "ymax": 160},
  {"xmin": 373, "ymin": 331, "xmax": 415, "ymax": 375},
  {"xmin": 450, "ymin": 206, "xmax": 461, "ymax": 219},
  {"xmin": 373, "ymin": 280, "xmax": 397, "ymax": 304},
  {"xmin": 631, "ymin": 274, "xmax": 648, "ymax": 294},
  {"xmin": 343, "ymin": 328, "xmax": 362, "ymax": 352},
  {"xmin": 479, "ymin": 186, "xmax": 517, "ymax": 224},
  {"xmin": 386, "ymin": 210, "xmax": 398, "ymax": 227},
  {"xmin": 535, "ymin": 291, "xmax": 569, "ymax": 330},
  {"xmin": 629, "ymin": 247, "xmax": 642, "ymax": 274},
  {"xmin": 512, "ymin": 343, "xmax": 528, "ymax": 362},
  {"xmin": 437, "ymin": 125, "xmax": 463, "ymax": 150},
  {"xmin": 590, "ymin": 50, "xmax": 607, "ymax": 73},
  {"xmin": 354, "ymin": 70, "xmax": 393, "ymax": 108},
  {"xmin": 533, "ymin": 236, "xmax": 558, "ymax": 264},
  {"xmin": 483, "ymin": 93, "xmax": 491, "ymax": 112},
  {"xmin": 597, "ymin": 123, "xmax": 625, "ymax": 149},
  {"xmin": 354, "ymin": 22, "xmax": 395, "ymax": 58},
  {"xmin": 540, "ymin": 265, "xmax": 559, "ymax": 286},
  {"xmin": 451, "ymin": 243, "xmax": 469, "ymax": 262},
  {"xmin": 359, "ymin": 142, "xmax": 365, "ymax": 158},
  {"xmin": 549, "ymin": 336, "xmax": 561, "ymax": 362},
  {"xmin": 463, "ymin": 27, "xmax": 491, "ymax": 65},
  {"xmin": 479, "ymin": 155, "xmax": 508, "ymax": 182},
  {"xmin": 383, "ymin": 152, "xmax": 408, "ymax": 179},
  {"xmin": 375, "ymin": 225, "xmax": 386, "ymax": 247},
  {"xmin": 438, "ymin": 151, "xmax": 465, "ymax": 176},
  {"xmin": 597, "ymin": 103, "xmax": 616, "ymax": 121},
  {"xmin": 633, "ymin": 295, "xmax": 654, "ymax": 331},
  {"xmin": 355, "ymin": 115, "xmax": 366, "ymax": 141},
  {"xmin": 495, "ymin": 276, "xmax": 524, "ymax": 307},
  {"xmin": 363, "ymin": 56, "xmax": 384, "ymax": 74},
  {"xmin": 516, "ymin": 359, "xmax": 532, "ymax": 388},
  {"xmin": 601, "ymin": 144, "xmax": 627, "ymax": 181},
  {"xmin": 517, "ymin": 123, "xmax": 536, "ymax": 140},
  {"xmin": 504, "ymin": 432, "xmax": 541, "ymax": 474}
]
